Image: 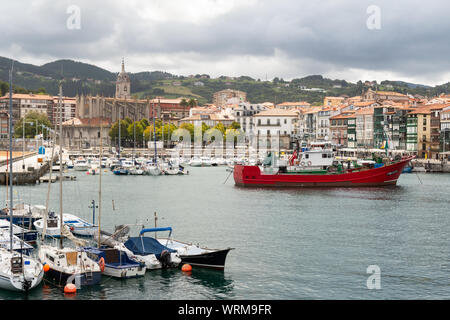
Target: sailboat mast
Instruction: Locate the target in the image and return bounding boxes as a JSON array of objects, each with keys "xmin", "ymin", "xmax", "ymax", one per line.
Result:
[
  {"xmin": 98, "ymin": 111, "xmax": 103, "ymax": 248},
  {"xmin": 58, "ymin": 81, "xmax": 63, "ymax": 249},
  {"xmin": 153, "ymin": 99, "xmax": 158, "ymax": 164},
  {"xmin": 8, "ymin": 62, "xmax": 14, "ymax": 252}
]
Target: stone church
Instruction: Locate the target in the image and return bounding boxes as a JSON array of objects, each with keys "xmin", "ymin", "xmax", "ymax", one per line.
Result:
[{"xmin": 63, "ymin": 59, "xmax": 149, "ymax": 149}]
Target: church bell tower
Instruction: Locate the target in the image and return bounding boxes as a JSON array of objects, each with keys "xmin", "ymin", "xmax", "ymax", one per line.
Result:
[{"xmin": 116, "ymin": 58, "xmax": 131, "ymax": 99}]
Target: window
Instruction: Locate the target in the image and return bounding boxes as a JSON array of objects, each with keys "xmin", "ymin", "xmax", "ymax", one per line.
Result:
[
  {"xmin": 258, "ymin": 119, "xmax": 261, "ymax": 125},
  {"xmin": 277, "ymin": 119, "xmax": 280, "ymax": 125},
  {"xmin": 267, "ymin": 119, "xmax": 270, "ymax": 125},
  {"xmin": 284, "ymin": 119, "xmax": 287, "ymax": 124}
]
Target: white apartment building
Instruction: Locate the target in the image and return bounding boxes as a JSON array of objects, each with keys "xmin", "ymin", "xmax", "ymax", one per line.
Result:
[
  {"xmin": 231, "ymin": 102, "xmax": 267, "ymax": 135},
  {"xmin": 254, "ymin": 108, "xmax": 299, "ymax": 149}
]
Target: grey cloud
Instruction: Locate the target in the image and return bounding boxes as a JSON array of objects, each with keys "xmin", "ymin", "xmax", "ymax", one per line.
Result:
[{"xmin": 1, "ymin": 0, "xmax": 449, "ymax": 84}]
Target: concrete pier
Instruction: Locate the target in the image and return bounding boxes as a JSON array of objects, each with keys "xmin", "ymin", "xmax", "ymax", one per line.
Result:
[{"xmin": 0, "ymin": 148, "xmax": 59, "ymax": 185}]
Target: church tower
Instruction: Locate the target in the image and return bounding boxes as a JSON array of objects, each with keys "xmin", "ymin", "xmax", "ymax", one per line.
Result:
[{"xmin": 115, "ymin": 58, "xmax": 131, "ymax": 99}]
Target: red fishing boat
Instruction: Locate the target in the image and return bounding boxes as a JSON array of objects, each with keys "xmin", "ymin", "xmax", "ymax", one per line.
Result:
[{"xmin": 234, "ymin": 155, "xmax": 415, "ymax": 188}]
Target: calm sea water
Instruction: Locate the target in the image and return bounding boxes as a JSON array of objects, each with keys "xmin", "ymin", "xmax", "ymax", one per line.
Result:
[{"xmin": 0, "ymin": 167, "xmax": 449, "ymax": 300}]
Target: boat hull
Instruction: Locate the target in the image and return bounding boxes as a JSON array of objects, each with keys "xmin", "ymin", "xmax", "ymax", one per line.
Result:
[
  {"xmin": 180, "ymin": 249, "xmax": 232, "ymax": 270},
  {"xmin": 234, "ymin": 156, "xmax": 414, "ymax": 188},
  {"xmin": 103, "ymin": 265, "xmax": 146, "ymax": 278},
  {"xmin": 45, "ymin": 268, "xmax": 102, "ymax": 286}
]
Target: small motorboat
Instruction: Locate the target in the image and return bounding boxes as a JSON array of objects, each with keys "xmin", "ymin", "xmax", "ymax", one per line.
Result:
[
  {"xmin": 189, "ymin": 157, "xmax": 202, "ymax": 167},
  {"xmin": 128, "ymin": 166, "xmax": 145, "ymax": 175},
  {"xmin": 156, "ymin": 228, "xmax": 233, "ymax": 270},
  {"xmin": 83, "ymin": 246, "xmax": 146, "ymax": 278},
  {"xmin": 73, "ymin": 158, "xmax": 90, "ymax": 171},
  {"xmin": 34, "ymin": 212, "xmax": 97, "ymax": 237},
  {"xmin": 63, "ymin": 213, "xmax": 97, "ymax": 237},
  {"xmin": 113, "ymin": 166, "xmax": 129, "ymax": 175}
]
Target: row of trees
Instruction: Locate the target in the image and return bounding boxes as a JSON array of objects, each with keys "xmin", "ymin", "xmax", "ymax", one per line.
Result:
[
  {"xmin": 13, "ymin": 111, "xmax": 53, "ymax": 138},
  {"xmin": 108, "ymin": 117, "xmax": 242, "ymax": 148},
  {"xmin": 0, "ymin": 80, "xmax": 48, "ymax": 96}
]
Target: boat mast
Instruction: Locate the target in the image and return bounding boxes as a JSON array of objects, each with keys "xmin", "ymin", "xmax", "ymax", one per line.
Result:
[
  {"xmin": 98, "ymin": 109, "xmax": 103, "ymax": 248},
  {"xmin": 58, "ymin": 81, "xmax": 63, "ymax": 249},
  {"xmin": 8, "ymin": 61, "xmax": 14, "ymax": 253},
  {"xmin": 153, "ymin": 99, "xmax": 158, "ymax": 164},
  {"xmin": 118, "ymin": 106, "xmax": 121, "ymax": 159}
]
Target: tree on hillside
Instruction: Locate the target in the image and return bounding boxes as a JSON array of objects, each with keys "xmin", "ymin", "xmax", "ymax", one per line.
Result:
[
  {"xmin": 180, "ymin": 98, "xmax": 188, "ymax": 117},
  {"xmin": 187, "ymin": 98, "xmax": 197, "ymax": 108},
  {"xmin": 0, "ymin": 81, "xmax": 9, "ymax": 96}
]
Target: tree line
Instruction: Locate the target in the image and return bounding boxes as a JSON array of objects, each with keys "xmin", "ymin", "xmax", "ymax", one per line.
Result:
[{"xmin": 109, "ymin": 117, "xmax": 242, "ymax": 148}]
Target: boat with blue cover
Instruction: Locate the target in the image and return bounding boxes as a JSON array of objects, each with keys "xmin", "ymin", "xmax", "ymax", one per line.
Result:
[
  {"xmin": 113, "ymin": 166, "xmax": 129, "ymax": 175},
  {"xmin": 83, "ymin": 246, "xmax": 146, "ymax": 278}
]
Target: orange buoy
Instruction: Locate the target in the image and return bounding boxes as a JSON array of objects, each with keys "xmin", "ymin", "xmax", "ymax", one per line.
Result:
[
  {"xmin": 64, "ymin": 283, "xmax": 77, "ymax": 294},
  {"xmin": 43, "ymin": 264, "xmax": 50, "ymax": 272},
  {"xmin": 181, "ymin": 264, "xmax": 192, "ymax": 272},
  {"xmin": 98, "ymin": 257, "xmax": 105, "ymax": 272}
]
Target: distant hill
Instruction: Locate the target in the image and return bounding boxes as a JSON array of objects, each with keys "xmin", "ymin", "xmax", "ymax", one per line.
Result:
[
  {"xmin": 42, "ymin": 59, "xmax": 116, "ymax": 81},
  {"xmin": 0, "ymin": 56, "xmax": 449, "ymax": 104}
]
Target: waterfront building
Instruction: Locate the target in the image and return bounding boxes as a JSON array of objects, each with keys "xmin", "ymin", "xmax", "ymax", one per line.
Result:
[
  {"xmin": 355, "ymin": 107, "xmax": 374, "ymax": 148},
  {"xmin": 373, "ymin": 104, "xmax": 410, "ymax": 150},
  {"xmin": 324, "ymin": 96, "xmax": 345, "ymax": 107},
  {"xmin": 149, "ymin": 98, "xmax": 191, "ymax": 120},
  {"xmin": 276, "ymin": 101, "xmax": 310, "ymax": 110},
  {"xmin": 254, "ymin": 108, "xmax": 298, "ymax": 149},
  {"xmin": 62, "ymin": 117, "xmax": 111, "ymax": 149},
  {"xmin": 407, "ymin": 104, "xmax": 447, "ymax": 159},
  {"xmin": 0, "ymin": 111, "xmax": 8, "ymax": 139},
  {"xmin": 440, "ymin": 106, "xmax": 450, "ymax": 154},
  {"xmin": 213, "ymin": 89, "xmax": 247, "ymax": 108},
  {"xmin": 230, "ymin": 102, "xmax": 267, "ymax": 135},
  {"xmin": 0, "ymin": 93, "xmax": 53, "ymax": 122},
  {"xmin": 51, "ymin": 96, "xmax": 76, "ymax": 123},
  {"xmin": 178, "ymin": 113, "xmax": 235, "ymax": 128},
  {"xmin": 363, "ymin": 89, "xmax": 410, "ymax": 105},
  {"xmin": 330, "ymin": 113, "xmax": 352, "ymax": 147}
]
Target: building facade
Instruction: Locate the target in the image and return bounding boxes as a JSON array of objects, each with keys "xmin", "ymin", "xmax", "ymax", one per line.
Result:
[{"xmin": 212, "ymin": 89, "xmax": 247, "ymax": 107}]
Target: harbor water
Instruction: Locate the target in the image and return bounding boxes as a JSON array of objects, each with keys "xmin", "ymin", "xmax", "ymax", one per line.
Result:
[{"xmin": 0, "ymin": 167, "xmax": 449, "ymax": 300}]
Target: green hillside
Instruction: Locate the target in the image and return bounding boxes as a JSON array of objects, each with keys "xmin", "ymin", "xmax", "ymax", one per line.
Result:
[{"xmin": 1, "ymin": 56, "xmax": 449, "ymax": 104}]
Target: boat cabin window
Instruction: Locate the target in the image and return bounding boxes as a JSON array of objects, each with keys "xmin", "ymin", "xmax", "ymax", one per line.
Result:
[
  {"xmin": 322, "ymin": 154, "xmax": 327, "ymax": 158},
  {"xmin": 305, "ymin": 154, "xmax": 309, "ymax": 159}
]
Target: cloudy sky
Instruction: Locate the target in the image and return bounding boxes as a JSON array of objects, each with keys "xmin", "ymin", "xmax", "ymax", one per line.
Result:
[{"xmin": 1, "ymin": 0, "xmax": 449, "ymax": 85}]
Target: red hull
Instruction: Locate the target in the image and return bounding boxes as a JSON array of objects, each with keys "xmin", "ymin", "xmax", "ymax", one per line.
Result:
[{"xmin": 234, "ymin": 156, "xmax": 414, "ymax": 188}]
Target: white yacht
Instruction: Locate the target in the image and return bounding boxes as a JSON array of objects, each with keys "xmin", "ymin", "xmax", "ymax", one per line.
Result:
[
  {"xmin": 0, "ymin": 248, "xmax": 44, "ymax": 291},
  {"xmin": 73, "ymin": 158, "xmax": 89, "ymax": 171},
  {"xmin": 189, "ymin": 157, "xmax": 202, "ymax": 167}
]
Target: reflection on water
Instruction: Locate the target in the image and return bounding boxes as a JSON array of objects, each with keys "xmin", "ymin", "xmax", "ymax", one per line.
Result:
[
  {"xmin": 0, "ymin": 168, "xmax": 449, "ymax": 299},
  {"xmin": 189, "ymin": 268, "xmax": 234, "ymax": 294}
]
